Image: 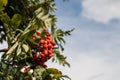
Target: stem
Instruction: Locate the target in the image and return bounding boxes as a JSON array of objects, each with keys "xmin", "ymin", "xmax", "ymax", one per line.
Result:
[{"xmin": 0, "ymin": 48, "xmax": 8, "ymax": 52}]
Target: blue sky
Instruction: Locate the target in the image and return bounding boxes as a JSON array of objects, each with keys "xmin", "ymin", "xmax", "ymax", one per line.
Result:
[
  {"xmin": 47, "ymin": 0, "xmax": 120, "ymax": 80},
  {"xmin": 1, "ymin": 0, "xmax": 120, "ymax": 80}
]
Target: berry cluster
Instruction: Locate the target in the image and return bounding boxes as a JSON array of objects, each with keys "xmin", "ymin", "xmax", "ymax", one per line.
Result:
[{"xmin": 32, "ymin": 28, "xmax": 56, "ymax": 68}]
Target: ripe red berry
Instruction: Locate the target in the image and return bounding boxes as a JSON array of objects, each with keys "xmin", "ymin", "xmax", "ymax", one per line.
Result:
[
  {"xmin": 43, "ymin": 41, "xmax": 47, "ymax": 44},
  {"xmin": 51, "ymin": 40, "xmax": 56, "ymax": 46},
  {"xmin": 40, "ymin": 53, "xmax": 45, "ymax": 58},
  {"xmin": 48, "ymin": 43, "xmax": 52, "ymax": 49},
  {"xmin": 33, "ymin": 53, "xmax": 40, "ymax": 60},
  {"xmin": 43, "ymin": 44, "xmax": 48, "ymax": 48},
  {"xmin": 43, "ymin": 50, "xmax": 48, "ymax": 56},
  {"xmin": 43, "ymin": 28, "xmax": 48, "ymax": 32},
  {"xmin": 40, "ymin": 39, "xmax": 44, "ymax": 44},
  {"xmin": 49, "ymin": 53, "xmax": 54, "ymax": 57},
  {"xmin": 48, "ymin": 50, "xmax": 53, "ymax": 54},
  {"xmin": 36, "ymin": 31, "xmax": 41, "ymax": 36},
  {"xmin": 47, "ymin": 33, "xmax": 51, "ymax": 37}
]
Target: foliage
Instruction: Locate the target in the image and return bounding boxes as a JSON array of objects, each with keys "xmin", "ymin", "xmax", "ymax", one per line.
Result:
[{"xmin": 0, "ymin": 0, "xmax": 73, "ymax": 80}]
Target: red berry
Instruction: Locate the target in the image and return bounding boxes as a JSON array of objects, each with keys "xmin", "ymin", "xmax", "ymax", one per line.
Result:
[
  {"xmin": 47, "ymin": 33, "xmax": 51, "ymax": 37},
  {"xmin": 40, "ymin": 39, "xmax": 44, "ymax": 44},
  {"xmin": 48, "ymin": 50, "xmax": 53, "ymax": 54},
  {"xmin": 43, "ymin": 50, "xmax": 48, "ymax": 55},
  {"xmin": 49, "ymin": 53, "xmax": 54, "ymax": 57},
  {"xmin": 43, "ymin": 64, "xmax": 47, "ymax": 68},
  {"xmin": 36, "ymin": 31, "xmax": 41, "ymax": 36},
  {"xmin": 40, "ymin": 53, "xmax": 45, "ymax": 58},
  {"xmin": 48, "ymin": 43, "xmax": 52, "ymax": 49},
  {"xmin": 33, "ymin": 53, "xmax": 40, "ymax": 60},
  {"xmin": 43, "ymin": 41, "xmax": 47, "ymax": 44},
  {"xmin": 43, "ymin": 28, "xmax": 48, "ymax": 32},
  {"xmin": 43, "ymin": 44, "xmax": 48, "ymax": 48},
  {"xmin": 51, "ymin": 40, "xmax": 56, "ymax": 46}
]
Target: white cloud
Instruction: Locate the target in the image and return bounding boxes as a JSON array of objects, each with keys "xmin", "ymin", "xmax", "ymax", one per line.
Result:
[
  {"xmin": 0, "ymin": 42, "xmax": 7, "ymax": 58},
  {"xmin": 47, "ymin": 53, "xmax": 120, "ymax": 80},
  {"xmin": 52, "ymin": 16, "xmax": 120, "ymax": 80},
  {"xmin": 81, "ymin": 0, "xmax": 120, "ymax": 23}
]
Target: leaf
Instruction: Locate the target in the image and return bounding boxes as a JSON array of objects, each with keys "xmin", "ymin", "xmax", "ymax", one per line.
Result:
[
  {"xmin": 33, "ymin": 66, "xmax": 45, "ymax": 79},
  {"xmin": 16, "ymin": 44, "xmax": 22, "ymax": 56},
  {"xmin": 0, "ymin": 0, "xmax": 8, "ymax": 6},
  {"xmin": 54, "ymin": 49, "xmax": 70, "ymax": 67},
  {"xmin": 61, "ymin": 75, "xmax": 72, "ymax": 80},
  {"xmin": 0, "ymin": 6, "xmax": 4, "ymax": 11},
  {"xmin": 43, "ymin": 68, "xmax": 71, "ymax": 80},
  {"xmin": 34, "ymin": 7, "xmax": 42, "ymax": 15},
  {"xmin": 20, "ymin": 27, "xmax": 36, "ymax": 41},
  {"xmin": 1, "ymin": 13, "xmax": 10, "ymax": 24},
  {"xmin": 6, "ymin": 42, "xmax": 18, "ymax": 55},
  {"xmin": 11, "ymin": 14, "xmax": 22, "ymax": 27},
  {"xmin": 2, "ymin": 0, "xmax": 8, "ymax": 6},
  {"xmin": 2, "ymin": 41, "xmax": 18, "ymax": 61},
  {"xmin": 22, "ymin": 44, "xmax": 29, "ymax": 53}
]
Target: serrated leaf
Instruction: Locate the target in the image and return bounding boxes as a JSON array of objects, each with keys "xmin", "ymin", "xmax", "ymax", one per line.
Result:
[{"xmin": 54, "ymin": 49, "xmax": 70, "ymax": 67}]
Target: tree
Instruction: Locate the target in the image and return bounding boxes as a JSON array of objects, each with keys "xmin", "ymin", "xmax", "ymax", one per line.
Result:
[{"xmin": 0, "ymin": 0, "xmax": 73, "ymax": 80}]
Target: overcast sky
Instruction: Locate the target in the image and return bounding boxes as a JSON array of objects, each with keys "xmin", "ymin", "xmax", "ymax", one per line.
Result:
[{"xmin": 1, "ymin": 0, "xmax": 120, "ymax": 80}]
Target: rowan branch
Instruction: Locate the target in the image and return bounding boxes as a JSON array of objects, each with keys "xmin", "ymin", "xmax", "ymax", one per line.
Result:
[{"xmin": 0, "ymin": 48, "xmax": 8, "ymax": 52}]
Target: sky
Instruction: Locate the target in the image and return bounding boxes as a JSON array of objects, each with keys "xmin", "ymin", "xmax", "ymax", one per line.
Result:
[
  {"xmin": 47, "ymin": 0, "xmax": 120, "ymax": 80},
  {"xmin": 1, "ymin": 0, "xmax": 120, "ymax": 80}
]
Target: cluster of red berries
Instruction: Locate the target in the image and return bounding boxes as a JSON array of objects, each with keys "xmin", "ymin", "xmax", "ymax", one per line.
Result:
[{"xmin": 32, "ymin": 28, "xmax": 56, "ymax": 68}]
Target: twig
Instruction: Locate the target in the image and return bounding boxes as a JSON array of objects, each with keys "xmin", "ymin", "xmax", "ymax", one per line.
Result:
[{"xmin": 0, "ymin": 48, "xmax": 8, "ymax": 52}]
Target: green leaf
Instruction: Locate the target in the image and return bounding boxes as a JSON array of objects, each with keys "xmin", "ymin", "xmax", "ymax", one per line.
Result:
[
  {"xmin": 33, "ymin": 66, "xmax": 45, "ymax": 79},
  {"xmin": 6, "ymin": 42, "xmax": 18, "ymax": 55},
  {"xmin": 54, "ymin": 49, "xmax": 70, "ymax": 67},
  {"xmin": 0, "ymin": 6, "xmax": 4, "ymax": 11},
  {"xmin": 11, "ymin": 14, "xmax": 22, "ymax": 27},
  {"xmin": 2, "ymin": 41, "xmax": 18, "ymax": 60},
  {"xmin": 22, "ymin": 44, "xmax": 29, "ymax": 53},
  {"xmin": 2, "ymin": 0, "xmax": 8, "ymax": 6},
  {"xmin": 0, "ymin": 0, "xmax": 8, "ymax": 6},
  {"xmin": 61, "ymin": 75, "xmax": 72, "ymax": 80},
  {"xmin": 20, "ymin": 26, "xmax": 36, "ymax": 41},
  {"xmin": 47, "ymin": 68, "xmax": 62, "ymax": 78},
  {"xmin": 16, "ymin": 44, "xmax": 22, "ymax": 56},
  {"xmin": 1, "ymin": 13, "xmax": 10, "ymax": 24}
]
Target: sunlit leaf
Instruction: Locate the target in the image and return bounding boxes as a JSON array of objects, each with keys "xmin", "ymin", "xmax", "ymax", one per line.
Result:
[{"xmin": 22, "ymin": 44, "xmax": 29, "ymax": 53}]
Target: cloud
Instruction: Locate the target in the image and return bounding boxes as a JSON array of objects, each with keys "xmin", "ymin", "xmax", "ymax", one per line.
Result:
[
  {"xmin": 0, "ymin": 42, "xmax": 7, "ymax": 58},
  {"xmin": 51, "ymin": 16, "xmax": 120, "ymax": 80},
  {"xmin": 81, "ymin": 0, "xmax": 120, "ymax": 23}
]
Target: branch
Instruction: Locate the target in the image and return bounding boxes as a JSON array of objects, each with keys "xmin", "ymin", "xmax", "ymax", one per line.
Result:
[{"xmin": 0, "ymin": 48, "xmax": 8, "ymax": 52}]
